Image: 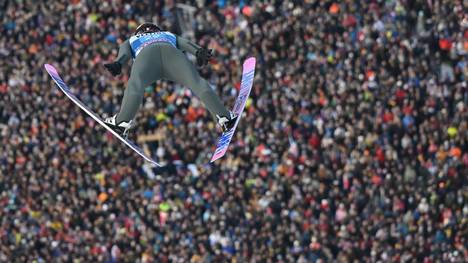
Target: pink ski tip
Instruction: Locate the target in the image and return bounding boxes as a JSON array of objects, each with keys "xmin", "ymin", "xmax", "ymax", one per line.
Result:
[
  {"xmin": 44, "ymin": 64, "xmax": 58, "ymax": 75},
  {"xmin": 243, "ymin": 57, "xmax": 256, "ymax": 68}
]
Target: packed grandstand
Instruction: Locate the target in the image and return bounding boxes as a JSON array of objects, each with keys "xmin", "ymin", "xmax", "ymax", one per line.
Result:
[{"xmin": 0, "ymin": 0, "xmax": 466, "ymax": 262}]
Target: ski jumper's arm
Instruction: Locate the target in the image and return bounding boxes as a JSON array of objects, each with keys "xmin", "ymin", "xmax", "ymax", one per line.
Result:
[
  {"xmin": 116, "ymin": 39, "xmax": 132, "ymax": 65},
  {"xmin": 176, "ymin": 36, "xmax": 202, "ymax": 55}
]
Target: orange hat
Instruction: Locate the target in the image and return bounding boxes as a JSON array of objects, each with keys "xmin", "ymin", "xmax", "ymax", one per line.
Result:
[
  {"xmin": 450, "ymin": 147, "xmax": 462, "ymax": 158},
  {"xmin": 242, "ymin": 6, "xmax": 253, "ymax": 17},
  {"xmin": 329, "ymin": 3, "xmax": 340, "ymax": 14},
  {"xmin": 98, "ymin": 192, "xmax": 108, "ymax": 202}
]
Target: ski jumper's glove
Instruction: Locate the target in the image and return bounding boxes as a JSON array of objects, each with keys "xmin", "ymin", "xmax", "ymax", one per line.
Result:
[
  {"xmin": 196, "ymin": 48, "xmax": 213, "ymax": 67},
  {"xmin": 104, "ymin": 62, "xmax": 122, "ymax": 76}
]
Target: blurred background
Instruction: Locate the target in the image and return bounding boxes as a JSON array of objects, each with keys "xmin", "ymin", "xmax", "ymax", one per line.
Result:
[{"xmin": 0, "ymin": 0, "xmax": 467, "ymax": 262}]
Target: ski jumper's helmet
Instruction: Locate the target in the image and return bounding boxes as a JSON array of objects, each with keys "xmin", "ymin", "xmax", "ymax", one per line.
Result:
[{"xmin": 134, "ymin": 23, "xmax": 161, "ymax": 35}]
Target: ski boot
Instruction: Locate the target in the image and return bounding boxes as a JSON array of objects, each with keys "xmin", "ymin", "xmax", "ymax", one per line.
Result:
[
  {"xmin": 104, "ymin": 115, "xmax": 134, "ymax": 139},
  {"xmin": 217, "ymin": 111, "xmax": 238, "ymax": 133}
]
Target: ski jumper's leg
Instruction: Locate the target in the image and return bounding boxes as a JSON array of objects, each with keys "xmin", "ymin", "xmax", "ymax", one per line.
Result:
[
  {"xmin": 116, "ymin": 45, "xmax": 163, "ymax": 123},
  {"xmin": 160, "ymin": 44, "xmax": 230, "ymax": 120}
]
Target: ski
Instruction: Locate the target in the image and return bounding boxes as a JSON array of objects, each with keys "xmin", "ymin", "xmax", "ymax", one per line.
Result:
[
  {"xmin": 44, "ymin": 64, "xmax": 160, "ymax": 166},
  {"xmin": 210, "ymin": 57, "xmax": 256, "ymax": 162}
]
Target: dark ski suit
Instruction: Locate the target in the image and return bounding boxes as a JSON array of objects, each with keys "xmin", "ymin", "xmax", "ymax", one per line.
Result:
[{"xmin": 114, "ymin": 31, "xmax": 230, "ymax": 123}]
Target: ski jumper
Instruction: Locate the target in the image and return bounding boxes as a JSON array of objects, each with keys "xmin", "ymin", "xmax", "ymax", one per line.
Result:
[{"xmin": 114, "ymin": 31, "xmax": 230, "ymax": 124}]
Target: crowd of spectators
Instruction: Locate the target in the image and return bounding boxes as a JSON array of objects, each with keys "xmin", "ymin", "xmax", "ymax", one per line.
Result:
[{"xmin": 1, "ymin": 0, "xmax": 467, "ymax": 262}]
